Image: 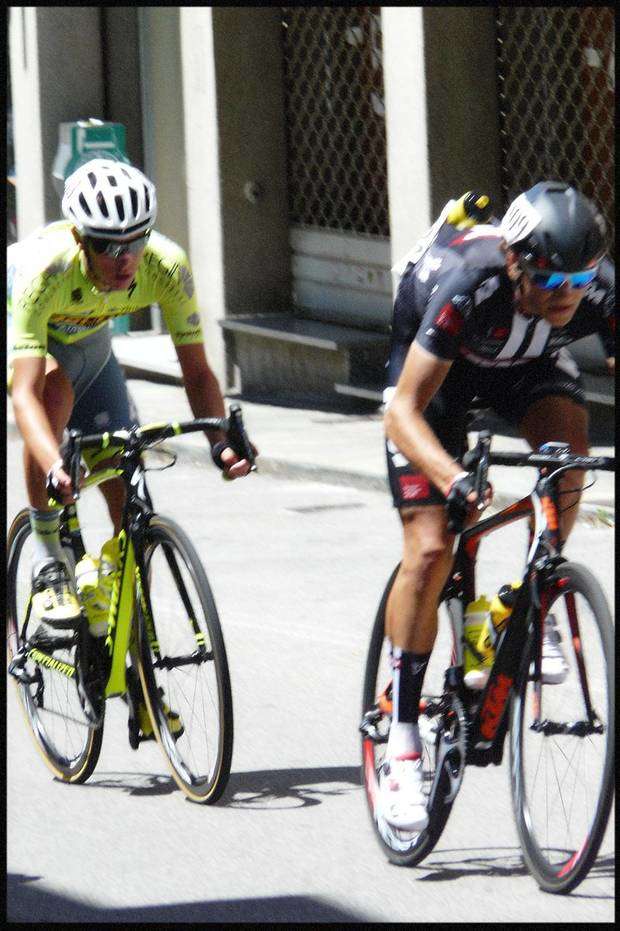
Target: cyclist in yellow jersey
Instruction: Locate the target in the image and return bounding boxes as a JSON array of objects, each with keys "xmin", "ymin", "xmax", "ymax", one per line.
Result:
[{"xmin": 9, "ymin": 159, "xmax": 255, "ymax": 637}]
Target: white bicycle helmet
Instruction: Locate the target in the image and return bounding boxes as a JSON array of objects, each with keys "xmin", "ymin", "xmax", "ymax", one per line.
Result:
[{"xmin": 62, "ymin": 158, "xmax": 157, "ymax": 239}]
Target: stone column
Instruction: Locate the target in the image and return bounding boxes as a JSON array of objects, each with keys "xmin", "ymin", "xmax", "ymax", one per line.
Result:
[{"xmin": 9, "ymin": 7, "xmax": 105, "ymax": 237}]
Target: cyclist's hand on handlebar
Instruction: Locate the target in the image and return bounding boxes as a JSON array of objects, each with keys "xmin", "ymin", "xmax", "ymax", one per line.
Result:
[
  {"xmin": 445, "ymin": 470, "xmax": 493, "ymax": 533},
  {"xmin": 46, "ymin": 459, "xmax": 80, "ymax": 505},
  {"xmin": 210, "ymin": 441, "xmax": 259, "ymax": 480}
]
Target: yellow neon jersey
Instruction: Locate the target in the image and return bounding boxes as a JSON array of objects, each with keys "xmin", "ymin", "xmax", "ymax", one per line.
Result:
[{"xmin": 8, "ymin": 221, "xmax": 203, "ymax": 358}]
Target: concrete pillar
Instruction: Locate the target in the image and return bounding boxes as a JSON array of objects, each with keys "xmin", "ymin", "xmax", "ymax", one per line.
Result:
[
  {"xmin": 138, "ymin": 9, "xmax": 188, "ymax": 254},
  {"xmin": 382, "ymin": 7, "xmax": 432, "ymax": 272},
  {"xmin": 179, "ymin": 7, "xmax": 291, "ymax": 384},
  {"xmin": 9, "ymin": 7, "xmax": 105, "ymax": 237},
  {"xmin": 381, "ymin": 6, "xmax": 502, "ymax": 279}
]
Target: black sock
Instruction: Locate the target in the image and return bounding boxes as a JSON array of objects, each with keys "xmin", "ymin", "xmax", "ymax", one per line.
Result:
[{"xmin": 392, "ymin": 649, "xmax": 431, "ymax": 724}]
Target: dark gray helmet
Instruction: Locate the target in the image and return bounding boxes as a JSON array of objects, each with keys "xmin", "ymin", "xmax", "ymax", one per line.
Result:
[{"xmin": 500, "ymin": 181, "xmax": 606, "ymax": 271}]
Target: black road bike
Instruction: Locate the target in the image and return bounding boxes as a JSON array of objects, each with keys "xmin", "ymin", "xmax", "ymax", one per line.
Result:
[
  {"xmin": 8, "ymin": 405, "xmax": 255, "ymax": 804},
  {"xmin": 360, "ymin": 428, "xmax": 614, "ymax": 893}
]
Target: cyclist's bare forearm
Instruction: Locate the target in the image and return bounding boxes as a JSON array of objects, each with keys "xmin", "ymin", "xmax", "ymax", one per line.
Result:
[
  {"xmin": 176, "ymin": 344, "xmax": 227, "ymax": 446},
  {"xmin": 12, "ymin": 390, "xmax": 62, "ymax": 476}
]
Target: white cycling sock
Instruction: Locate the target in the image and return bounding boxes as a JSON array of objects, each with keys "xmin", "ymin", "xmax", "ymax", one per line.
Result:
[
  {"xmin": 386, "ymin": 721, "xmax": 422, "ymax": 759},
  {"xmin": 29, "ymin": 507, "xmax": 66, "ymax": 571}
]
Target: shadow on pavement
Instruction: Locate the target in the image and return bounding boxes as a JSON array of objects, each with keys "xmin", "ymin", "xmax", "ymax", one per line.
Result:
[
  {"xmin": 413, "ymin": 846, "xmax": 615, "ymax": 898},
  {"xmin": 224, "ymin": 765, "xmax": 361, "ymax": 809},
  {"xmin": 74, "ymin": 771, "xmax": 178, "ymax": 797},
  {"xmin": 66, "ymin": 765, "xmax": 362, "ymax": 808},
  {"xmin": 7, "ymin": 874, "xmax": 369, "ymax": 923}
]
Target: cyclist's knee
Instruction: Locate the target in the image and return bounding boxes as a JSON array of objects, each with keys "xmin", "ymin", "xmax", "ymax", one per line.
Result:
[{"xmin": 399, "ymin": 508, "xmax": 452, "ymax": 590}]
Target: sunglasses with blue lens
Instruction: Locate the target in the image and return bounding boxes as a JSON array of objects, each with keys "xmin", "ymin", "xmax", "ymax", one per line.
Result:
[
  {"xmin": 87, "ymin": 232, "xmax": 150, "ymax": 257},
  {"xmin": 524, "ymin": 266, "xmax": 598, "ymax": 291}
]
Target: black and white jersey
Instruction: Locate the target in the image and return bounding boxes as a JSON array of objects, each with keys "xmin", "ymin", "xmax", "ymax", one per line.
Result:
[{"xmin": 386, "ymin": 222, "xmax": 615, "ymax": 390}]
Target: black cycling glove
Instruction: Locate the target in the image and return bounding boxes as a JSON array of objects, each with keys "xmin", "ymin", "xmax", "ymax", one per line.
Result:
[{"xmin": 445, "ymin": 471, "xmax": 489, "ymax": 534}]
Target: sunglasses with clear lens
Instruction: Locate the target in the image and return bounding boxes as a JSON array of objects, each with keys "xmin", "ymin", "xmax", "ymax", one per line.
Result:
[
  {"xmin": 87, "ymin": 232, "xmax": 150, "ymax": 257},
  {"xmin": 526, "ymin": 267, "xmax": 598, "ymax": 291}
]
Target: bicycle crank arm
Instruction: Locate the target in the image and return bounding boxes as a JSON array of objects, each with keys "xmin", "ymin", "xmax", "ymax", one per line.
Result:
[{"xmin": 430, "ymin": 741, "xmax": 465, "ymax": 806}]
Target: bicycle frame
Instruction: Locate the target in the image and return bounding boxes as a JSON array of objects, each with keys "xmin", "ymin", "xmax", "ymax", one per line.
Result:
[
  {"xmin": 23, "ymin": 461, "xmax": 153, "ymax": 703},
  {"xmin": 441, "ymin": 462, "xmax": 572, "ymax": 765}
]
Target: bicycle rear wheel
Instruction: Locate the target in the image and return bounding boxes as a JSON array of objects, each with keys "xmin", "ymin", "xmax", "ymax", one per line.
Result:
[
  {"xmin": 6, "ymin": 508, "xmax": 103, "ymax": 783},
  {"xmin": 510, "ymin": 561, "xmax": 614, "ymax": 894},
  {"xmin": 360, "ymin": 565, "xmax": 465, "ymax": 866},
  {"xmin": 136, "ymin": 515, "xmax": 233, "ymax": 803}
]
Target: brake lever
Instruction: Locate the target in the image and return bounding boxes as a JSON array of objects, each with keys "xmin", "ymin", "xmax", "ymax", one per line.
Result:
[
  {"xmin": 227, "ymin": 404, "xmax": 256, "ymax": 471},
  {"xmin": 474, "ymin": 430, "xmax": 492, "ymax": 510},
  {"xmin": 68, "ymin": 429, "xmax": 83, "ymax": 500}
]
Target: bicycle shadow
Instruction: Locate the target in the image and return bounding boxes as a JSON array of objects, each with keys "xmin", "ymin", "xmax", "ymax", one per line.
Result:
[
  {"xmin": 223, "ymin": 765, "xmax": 362, "ymax": 809},
  {"xmin": 70, "ymin": 771, "xmax": 178, "ymax": 797},
  {"xmin": 68, "ymin": 764, "xmax": 362, "ymax": 807},
  {"xmin": 414, "ymin": 846, "xmax": 615, "ymax": 898}
]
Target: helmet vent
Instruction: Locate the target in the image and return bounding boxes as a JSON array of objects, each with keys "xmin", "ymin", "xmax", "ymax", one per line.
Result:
[
  {"xmin": 144, "ymin": 186, "xmax": 151, "ymax": 212},
  {"xmin": 115, "ymin": 195, "xmax": 125, "ymax": 221},
  {"xmin": 129, "ymin": 187, "xmax": 139, "ymax": 217},
  {"xmin": 78, "ymin": 192, "xmax": 92, "ymax": 217},
  {"xmin": 108, "ymin": 176, "xmax": 118, "ymax": 188},
  {"xmin": 96, "ymin": 191, "xmax": 109, "ymax": 218},
  {"xmin": 87, "ymin": 172, "xmax": 97, "ymax": 188}
]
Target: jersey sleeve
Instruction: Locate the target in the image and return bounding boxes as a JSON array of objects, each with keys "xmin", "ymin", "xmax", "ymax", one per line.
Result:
[
  {"xmin": 410, "ymin": 259, "xmax": 479, "ymax": 361},
  {"xmin": 10, "ymin": 266, "xmax": 65, "ymax": 359},
  {"xmin": 149, "ymin": 244, "xmax": 204, "ymax": 347}
]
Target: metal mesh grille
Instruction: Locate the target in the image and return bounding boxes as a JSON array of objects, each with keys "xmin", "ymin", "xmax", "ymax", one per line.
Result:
[
  {"xmin": 497, "ymin": 7, "xmax": 615, "ymax": 251},
  {"xmin": 281, "ymin": 7, "xmax": 389, "ymax": 237}
]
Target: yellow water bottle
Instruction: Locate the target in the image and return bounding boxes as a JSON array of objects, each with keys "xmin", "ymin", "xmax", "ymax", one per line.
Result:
[
  {"xmin": 98, "ymin": 537, "xmax": 121, "ymax": 604},
  {"xmin": 476, "ymin": 581, "xmax": 523, "ymax": 664},
  {"xmin": 75, "ymin": 554, "xmax": 108, "ymax": 637},
  {"xmin": 463, "ymin": 594, "xmax": 492, "ymax": 690}
]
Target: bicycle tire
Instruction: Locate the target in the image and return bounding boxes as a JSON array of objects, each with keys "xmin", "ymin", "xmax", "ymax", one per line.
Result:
[
  {"xmin": 509, "ymin": 561, "xmax": 615, "ymax": 894},
  {"xmin": 135, "ymin": 515, "xmax": 233, "ymax": 803},
  {"xmin": 6, "ymin": 508, "xmax": 103, "ymax": 783},
  {"xmin": 361, "ymin": 564, "xmax": 463, "ymax": 866}
]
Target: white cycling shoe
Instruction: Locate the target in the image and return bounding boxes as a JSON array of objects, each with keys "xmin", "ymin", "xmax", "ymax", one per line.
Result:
[
  {"xmin": 540, "ymin": 613, "xmax": 569, "ymax": 684},
  {"xmin": 378, "ymin": 753, "xmax": 429, "ymax": 833}
]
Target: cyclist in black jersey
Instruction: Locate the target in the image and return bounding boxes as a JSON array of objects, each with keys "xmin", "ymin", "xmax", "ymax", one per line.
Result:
[{"xmin": 377, "ymin": 181, "xmax": 614, "ymax": 832}]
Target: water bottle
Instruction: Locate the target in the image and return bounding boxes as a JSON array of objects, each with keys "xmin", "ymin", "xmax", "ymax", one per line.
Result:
[
  {"xmin": 476, "ymin": 581, "xmax": 523, "ymax": 663},
  {"xmin": 98, "ymin": 537, "xmax": 121, "ymax": 605},
  {"xmin": 463, "ymin": 594, "xmax": 492, "ymax": 690},
  {"xmin": 75, "ymin": 554, "xmax": 108, "ymax": 637}
]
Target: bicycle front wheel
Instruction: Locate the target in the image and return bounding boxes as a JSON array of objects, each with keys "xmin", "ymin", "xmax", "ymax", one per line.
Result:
[
  {"xmin": 510, "ymin": 561, "xmax": 614, "ymax": 894},
  {"xmin": 136, "ymin": 515, "xmax": 233, "ymax": 803},
  {"xmin": 6, "ymin": 508, "xmax": 103, "ymax": 783}
]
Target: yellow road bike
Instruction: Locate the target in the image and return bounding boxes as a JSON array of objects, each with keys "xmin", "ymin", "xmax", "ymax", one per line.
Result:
[{"xmin": 7, "ymin": 406, "xmax": 255, "ymax": 803}]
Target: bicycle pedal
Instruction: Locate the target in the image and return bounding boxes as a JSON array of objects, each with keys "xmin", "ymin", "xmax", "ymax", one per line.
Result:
[
  {"xmin": 359, "ymin": 708, "xmax": 388, "ymax": 743},
  {"xmin": 8, "ymin": 650, "xmax": 38, "ymax": 685}
]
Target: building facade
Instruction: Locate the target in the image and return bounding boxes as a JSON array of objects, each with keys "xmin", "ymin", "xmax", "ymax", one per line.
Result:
[{"xmin": 9, "ymin": 7, "xmax": 614, "ymax": 403}]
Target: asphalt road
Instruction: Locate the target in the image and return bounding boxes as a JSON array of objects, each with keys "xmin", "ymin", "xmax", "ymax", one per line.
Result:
[{"xmin": 6, "ymin": 426, "xmax": 615, "ymax": 922}]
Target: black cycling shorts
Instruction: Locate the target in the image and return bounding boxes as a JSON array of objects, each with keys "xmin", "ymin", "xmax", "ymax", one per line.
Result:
[{"xmin": 386, "ymin": 352, "xmax": 586, "ymax": 508}]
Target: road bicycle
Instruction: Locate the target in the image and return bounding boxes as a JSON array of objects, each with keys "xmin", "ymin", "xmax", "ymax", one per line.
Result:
[
  {"xmin": 7, "ymin": 405, "xmax": 255, "ymax": 804},
  {"xmin": 360, "ymin": 426, "xmax": 615, "ymax": 893}
]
